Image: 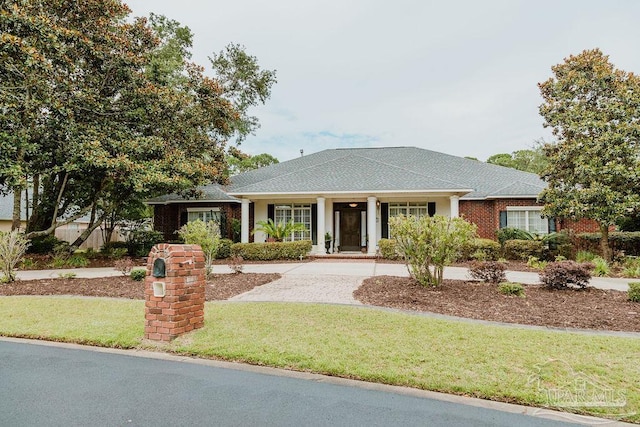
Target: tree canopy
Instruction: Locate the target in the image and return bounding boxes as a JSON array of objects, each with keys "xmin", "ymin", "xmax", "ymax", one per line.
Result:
[
  {"xmin": 0, "ymin": 1, "xmax": 276, "ymax": 249},
  {"xmin": 226, "ymin": 147, "xmax": 279, "ymax": 175},
  {"xmin": 537, "ymin": 48, "xmax": 640, "ymax": 260},
  {"xmin": 486, "ymin": 145, "xmax": 547, "ymax": 175}
]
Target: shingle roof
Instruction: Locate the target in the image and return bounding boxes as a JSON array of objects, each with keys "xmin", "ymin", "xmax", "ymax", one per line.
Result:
[
  {"xmin": 146, "ymin": 183, "xmax": 240, "ymax": 204},
  {"xmin": 227, "ymin": 147, "xmax": 545, "ymax": 199}
]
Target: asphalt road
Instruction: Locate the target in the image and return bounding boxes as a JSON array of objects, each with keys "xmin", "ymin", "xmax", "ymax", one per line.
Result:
[{"xmin": 0, "ymin": 340, "xmax": 584, "ymax": 427}]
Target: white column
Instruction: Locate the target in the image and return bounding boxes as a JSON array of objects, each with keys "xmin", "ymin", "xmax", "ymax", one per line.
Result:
[
  {"xmin": 241, "ymin": 199, "xmax": 250, "ymax": 243},
  {"xmin": 367, "ymin": 196, "xmax": 377, "ymax": 255},
  {"xmin": 450, "ymin": 195, "xmax": 460, "ymax": 218},
  {"xmin": 316, "ymin": 197, "xmax": 326, "ymax": 254}
]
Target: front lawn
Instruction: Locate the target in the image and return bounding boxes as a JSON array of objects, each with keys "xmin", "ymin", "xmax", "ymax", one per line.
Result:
[{"xmin": 0, "ymin": 297, "xmax": 637, "ymax": 422}]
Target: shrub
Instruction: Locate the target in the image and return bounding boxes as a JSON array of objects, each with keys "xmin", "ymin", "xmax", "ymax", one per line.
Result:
[
  {"xmin": 130, "ymin": 269, "xmax": 146, "ymax": 281},
  {"xmin": 591, "ymin": 257, "xmax": 610, "ymax": 277},
  {"xmin": 231, "ymin": 240, "xmax": 312, "ymax": 260},
  {"xmin": 114, "ymin": 258, "xmax": 135, "ymax": 276},
  {"xmin": 622, "ymin": 257, "xmax": 640, "ymax": 278},
  {"xmin": 178, "ymin": 220, "xmax": 220, "ymax": 278},
  {"xmin": 462, "ymin": 238, "xmax": 501, "ymax": 261},
  {"xmin": 228, "ymin": 255, "xmax": 244, "ymax": 274},
  {"xmin": 496, "ymin": 227, "xmax": 527, "ymax": 246},
  {"xmin": 27, "ymin": 235, "xmax": 62, "ymax": 254},
  {"xmin": 502, "ymin": 239, "xmax": 544, "ymax": 261},
  {"xmin": 378, "ymin": 239, "xmax": 401, "ymax": 260},
  {"xmin": 575, "ymin": 250, "xmax": 597, "ymax": 263},
  {"xmin": 539, "ymin": 261, "xmax": 592, "ymax": 289},
  {"xmin": 468, "ymin": 261, "xmax": 506, "ymax": 283},
  {"xmin": 628, "ymin": 282, "xmax": 640, "ymax": 302},
  {"xmin": 0, "ymin": 230, "xmax": 30, "ymax": 282},
  {"xmin": 498, "ymin": 282, "xmax": 525, "ymax": 297},
  {"xmin": 576, "ymin": 231, "xmax": 640, "ymax": 257},
  {"xmin": 526, "ymin": 256, "xmax": 547, "ymax": 270},
  {"xmin": 216, "ymin": 239, "xmax": 233, "ymax": 259},
  {"xmin": 126, "ymin": 229, "xmax": 163, "ymax": 257},
  {"xmin": 67, "ymin": 254, "xmax": 89, "ymax": 268},
  {"xmin": 390, "ymin": 215, "xmax": 476, "ymax": 287}
]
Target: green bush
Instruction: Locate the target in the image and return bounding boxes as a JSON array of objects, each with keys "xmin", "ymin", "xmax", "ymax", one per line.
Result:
[
  {"xmin": 216, "ymin": 239, "xmax": 233, "ymax": 259},
  {"xmin": 230, "ymin": 240, "xmax": 312, "ymax": 260},
  {"xmin": 498, "ymin": 282, "xmax": 525, "ymax": 297},
  {"xmin": 126, "ymin": 229, "xmax": 163, "ymax": 257},
  {"xmin": 591, "ymin": 257, "xmax": 610, "ymax": 277},
  {"xmin": 496, "ymin": 227, "xmax": 527, "ymax": 246},
  {"xmin": 130, "ymin": 269, "xmax": 146, "ymax": 281},
  {"xmin": 0, "ymin": 230, "xmax": 30, "ymax": 282},
  {"xmin": 623, "ymin": 257, "xmax": 640, "ymax": 278},
  {"xmin": 526, "ymin": 256, "xmax": 547, "ymax": 270},
  {"xmin": 462, "ymin": 238, "xmax": 501, "ymax": 261},
  {"xmin": 27, "ymin": 235, "xmax": 63, "ymax": 254},
  {"xmin": 628, "ymin": 282, "xmax": 640, "ymax": 302},
  {"xmin": 576, "ymin": 232, "xmax": 640, "ymax": 257},
  {"xmin": 67, "ymin": 254, "xmax": 89, "ymax": 268},
  {"xmin": 378, "ymin": 239, "xmax": 401, "ymax": 260},
  {"xmin": 575, "ymin": 250, "xmax": 597, "ymax": 263},
  {"xmin": 502, "ymin": 239, "xmax": 544, "ymax": 260}
]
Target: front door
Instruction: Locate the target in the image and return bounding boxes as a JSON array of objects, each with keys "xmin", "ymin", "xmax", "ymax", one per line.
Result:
[{"xmin": 340, "ymin": 210, "xmax": 361, "ymax": 251}]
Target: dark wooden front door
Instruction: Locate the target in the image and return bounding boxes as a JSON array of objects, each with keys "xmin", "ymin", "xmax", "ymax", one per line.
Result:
[{"xmin": 340, "ymin": 210, "xmax": 361, "ymax": 251}]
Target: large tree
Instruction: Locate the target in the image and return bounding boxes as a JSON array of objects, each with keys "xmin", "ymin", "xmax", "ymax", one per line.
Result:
[
  {"xmin": 538, "ymin": 48, "xmax": 640, "ymax": 261},
  {"xmin": 0, "ymin": 1, "xmax": 276, "ymax": 250},
  {"xmin": 486, "ymin": 144, "xmax": 547, "ymax": 175}
]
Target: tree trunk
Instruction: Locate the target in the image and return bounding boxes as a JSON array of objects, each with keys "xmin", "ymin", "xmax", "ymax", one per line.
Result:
[
  {"xmin": 11, "ymin": 188, "xmax": 22, "ymax": 230},
  {"xmin": 599, "ymin": 223, "xmax": 612, "ymax": 262},
  {"xmin": 68, "ymin": 212, "xmax": 107, "ymax": 252}
]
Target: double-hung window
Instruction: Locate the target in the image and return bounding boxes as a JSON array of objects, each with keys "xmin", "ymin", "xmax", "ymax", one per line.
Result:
[
  {"xmin": 187, "ymin": 208, "xmax": 220, "ymax": 223},
  {"xmin": 506, "ymin": 207, "xmax": 548, "ymax": 234},
  {"xmin": 274, "ymin": 204, "xmax": 311, "ymax": 241}
]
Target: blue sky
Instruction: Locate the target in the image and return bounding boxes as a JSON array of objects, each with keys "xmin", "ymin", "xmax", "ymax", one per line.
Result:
[{"xmin": 125, "ymin": 0, "xmax": 640, "ymax": 162}]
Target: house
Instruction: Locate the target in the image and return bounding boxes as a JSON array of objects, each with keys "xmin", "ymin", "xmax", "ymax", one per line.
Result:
[{"xmin": 149, "ymin": 147, "xmax": 599, "ymax": 254}]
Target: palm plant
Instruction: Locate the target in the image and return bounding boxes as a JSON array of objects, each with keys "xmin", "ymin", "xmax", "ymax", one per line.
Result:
[{"xmin": 253, "ymin": 219, "xmax": 307, "ymax": 242}]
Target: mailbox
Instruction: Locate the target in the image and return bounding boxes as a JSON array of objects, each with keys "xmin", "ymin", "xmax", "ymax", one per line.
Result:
[{"xmin": 152, "ymin": 258, "xmax": 166, "ymax": 278}]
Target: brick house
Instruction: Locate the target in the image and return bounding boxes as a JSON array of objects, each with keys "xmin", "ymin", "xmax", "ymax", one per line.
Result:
[{"xmin": 148, "ymin": 147, "xmax": 598, "ymax": 253}]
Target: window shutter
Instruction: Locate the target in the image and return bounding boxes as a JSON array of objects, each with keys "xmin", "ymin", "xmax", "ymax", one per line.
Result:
[
  {"xmin": 428, "ymin": 202, "xmax": 436, "ymax": 217},
  {"xmin": 548, "ymin": 217, "xmax": 557, "ymax": 233},
  {"xmin": 267, "ymin": 204, "xmax": 274, "ymax": 221},
  {"xmin": 180, "ymin": 211, "xmax": 188, "ymax": 227},
  {"xmin": 499, "ymin": 211, "xmax": 507, "ymax": 228},
  {"xmin": 311, "ymin": 204, "xmax": 317, "ymax": 245},
  {"xmin": 381, "ymin": 203, "xmax": 389, "ymax": 239}
]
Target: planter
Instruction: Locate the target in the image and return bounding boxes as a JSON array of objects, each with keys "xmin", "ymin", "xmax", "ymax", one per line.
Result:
[{"xmin": 324, "ymin": 240, "xmax": 332, "ymax": 254}]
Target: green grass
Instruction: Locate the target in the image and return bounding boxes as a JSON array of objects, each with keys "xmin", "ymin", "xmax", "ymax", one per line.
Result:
[{"xmin": 0, "ymin": 298, "xmax": 638, "ymax": 422}]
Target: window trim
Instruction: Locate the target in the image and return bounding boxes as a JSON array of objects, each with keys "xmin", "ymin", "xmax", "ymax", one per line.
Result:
[
  {"xmin": 186, "ymin": 207, "xmax": 220, "ymax": 223},
  {"xmin": 505, "ymin": 206, "xmax": 548, "ymax": 234},
  {"xmin": 274, "ymin": 203, "xmax": 312, "ymax": 242}
]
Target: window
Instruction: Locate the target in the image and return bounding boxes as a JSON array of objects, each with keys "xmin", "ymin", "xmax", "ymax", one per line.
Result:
[
  {"xmin": 388, "ymin": 202, "xmax": 435, "ymax": 218},
  {"xmin": 506, "ymin": 207, "xmax": 548, "ymax": 234},
  {"xmin": 274, "ymin": 204, "xmax": 311, "ymax": 241},
  {"xmin": 187, "ymin": 208, "xmax": 220, "ymax": 223}
]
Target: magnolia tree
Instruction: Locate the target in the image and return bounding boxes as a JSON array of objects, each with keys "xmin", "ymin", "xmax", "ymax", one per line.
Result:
[
  {"xmin": 0, "ymin": 230, "xmax": 30, "ymax": 283},
  {"xmin": 389, "ymin": 215, "xmax": 477, "ymax": 286},
  {"xmin": 178, "ymin": 220, "xmax": 220, "ymax": 278}
]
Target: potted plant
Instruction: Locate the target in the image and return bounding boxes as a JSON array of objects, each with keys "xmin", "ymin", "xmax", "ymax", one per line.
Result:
[{"xmin": 324, "ymin": 232, "xmax": 332, "ymax": 254}]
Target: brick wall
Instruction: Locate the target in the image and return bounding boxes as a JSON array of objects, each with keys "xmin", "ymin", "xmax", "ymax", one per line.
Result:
[
  {"xmin": 459, "ymin": 198, "xmax": 600, "ymax": 239},
  {"xmin": 144, "ymin": 244, "xmax": 206, "ymax": 342}
]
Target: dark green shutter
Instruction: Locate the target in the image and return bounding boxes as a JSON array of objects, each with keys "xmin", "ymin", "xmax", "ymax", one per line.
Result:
[
  {"xmin": 548, "ymin": 218, "xmax": 557, "ymax": 233},
  {"xmin": 311, "ymin": 204, "xmax": 317, "ymax": 245},
  {"xmin": 499, "ymin": 211, "xmax": 507, "ymax": 228},
  {"xmin": 428, "ymin": 202, "xmax": 436, "ymax": 217},
  {"xmin": 267, "ymin": 204, "xmax": 274, "ymax": 221},
  {"xmin": 381, "ymin": 203, "xmax": 389, "ymax": 238},
  {"xmin": 180, "ymin": 211, "xmax": 188, "ymax": 227}
]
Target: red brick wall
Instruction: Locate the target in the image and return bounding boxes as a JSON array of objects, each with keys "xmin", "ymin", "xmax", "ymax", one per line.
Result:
[
  {"xmin": 459, "ymin": 199, "xmax": 600, "ymax": 239},
  {"xmin": 153, "ymin": 202, "xmax": 241, "ymax": 241}
]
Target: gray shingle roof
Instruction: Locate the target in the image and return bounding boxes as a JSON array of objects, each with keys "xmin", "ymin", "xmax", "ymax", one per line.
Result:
[
  {"xmin": 146, "ymin": 183, "xmax": 239, "ymax": 204},
  {"xmin": 227, "ymin": 147, "xmax": 545, "ymax": 199}
]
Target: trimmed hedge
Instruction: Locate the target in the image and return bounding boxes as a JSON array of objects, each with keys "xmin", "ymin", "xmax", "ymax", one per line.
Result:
[
  {"xmin": 462, "ymin": 238, "xmax": 501, "ymax": 261},
  {"xmin": 502, "ymin": 239, "xmax": 544, "ymax": 261},
  {"xmin": 216, "ymin": 239, "xmax": 233, "ymax": 259},
  {"xmin": 576, "ymin": 232, "xmax": 640, "ymax": 257},
  {"xmin": 378, "ymin": 238, "xmax": 402, "ymax": 260},
  {"xmin": 230, "ymin": 240, "xmax": 312, "ymax": 260}
]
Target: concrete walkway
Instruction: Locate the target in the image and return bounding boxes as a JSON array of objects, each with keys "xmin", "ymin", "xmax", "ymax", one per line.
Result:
[{"xmin": 14, "ymin": 260, "xmax": 632, "ymax": 306}]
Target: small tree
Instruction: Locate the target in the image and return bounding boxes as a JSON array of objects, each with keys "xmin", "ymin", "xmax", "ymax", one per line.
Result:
[
  {"xmin": 0, "ymin": 230, "xmax": 30, "ymax": 283},
  {"xmin": 390, "ymin": 215, "xmax": 477, "ymax": 286},
  {"xmin": 178, "ymin": 220, "xmax": 220, "ymax": 278},
  {"xmin": 253, "ymin": 219, "xmax": 306, "ymax": 242}
]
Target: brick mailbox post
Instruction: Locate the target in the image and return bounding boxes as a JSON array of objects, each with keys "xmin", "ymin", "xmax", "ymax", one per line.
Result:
[{"xmin": 144, "ymin": 244, "xmax": 206, "ymax": 342}]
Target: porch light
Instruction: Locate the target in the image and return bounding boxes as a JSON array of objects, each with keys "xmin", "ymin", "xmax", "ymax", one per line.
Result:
[{"xmin": 349, "ymin": 203, "xmax": 358, "ymax": 208}]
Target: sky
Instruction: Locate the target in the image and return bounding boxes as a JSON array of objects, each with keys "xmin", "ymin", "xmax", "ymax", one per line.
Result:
[{"xmin": 124, "ymin": 0, "xmax": 640, "ymax": 162}]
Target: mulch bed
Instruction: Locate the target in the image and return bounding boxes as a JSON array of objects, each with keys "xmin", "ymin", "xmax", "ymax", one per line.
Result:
[
  {"xmin": 0, "ymin": 273, "xmax": 281, "ymax": 301},
  {"xmin": 354, "ymin": 276, "xmax": 640, "ymax": 332}
]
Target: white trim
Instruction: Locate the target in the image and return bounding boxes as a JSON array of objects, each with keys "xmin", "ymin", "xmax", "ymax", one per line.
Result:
[
  {"xmin": 228, "ymin": 189, "xmax": 473, "ymax": 197},
  {"xmin": 146, "ymin": 199, "xmax": 240, "ymax": 205},
  {"xmin": 186, "ymin": 207, "xmax": 221, "ymax": 213},
  {"xmin": 506, "ymin": 206, "xmax": 543, "ymax": 211}
]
